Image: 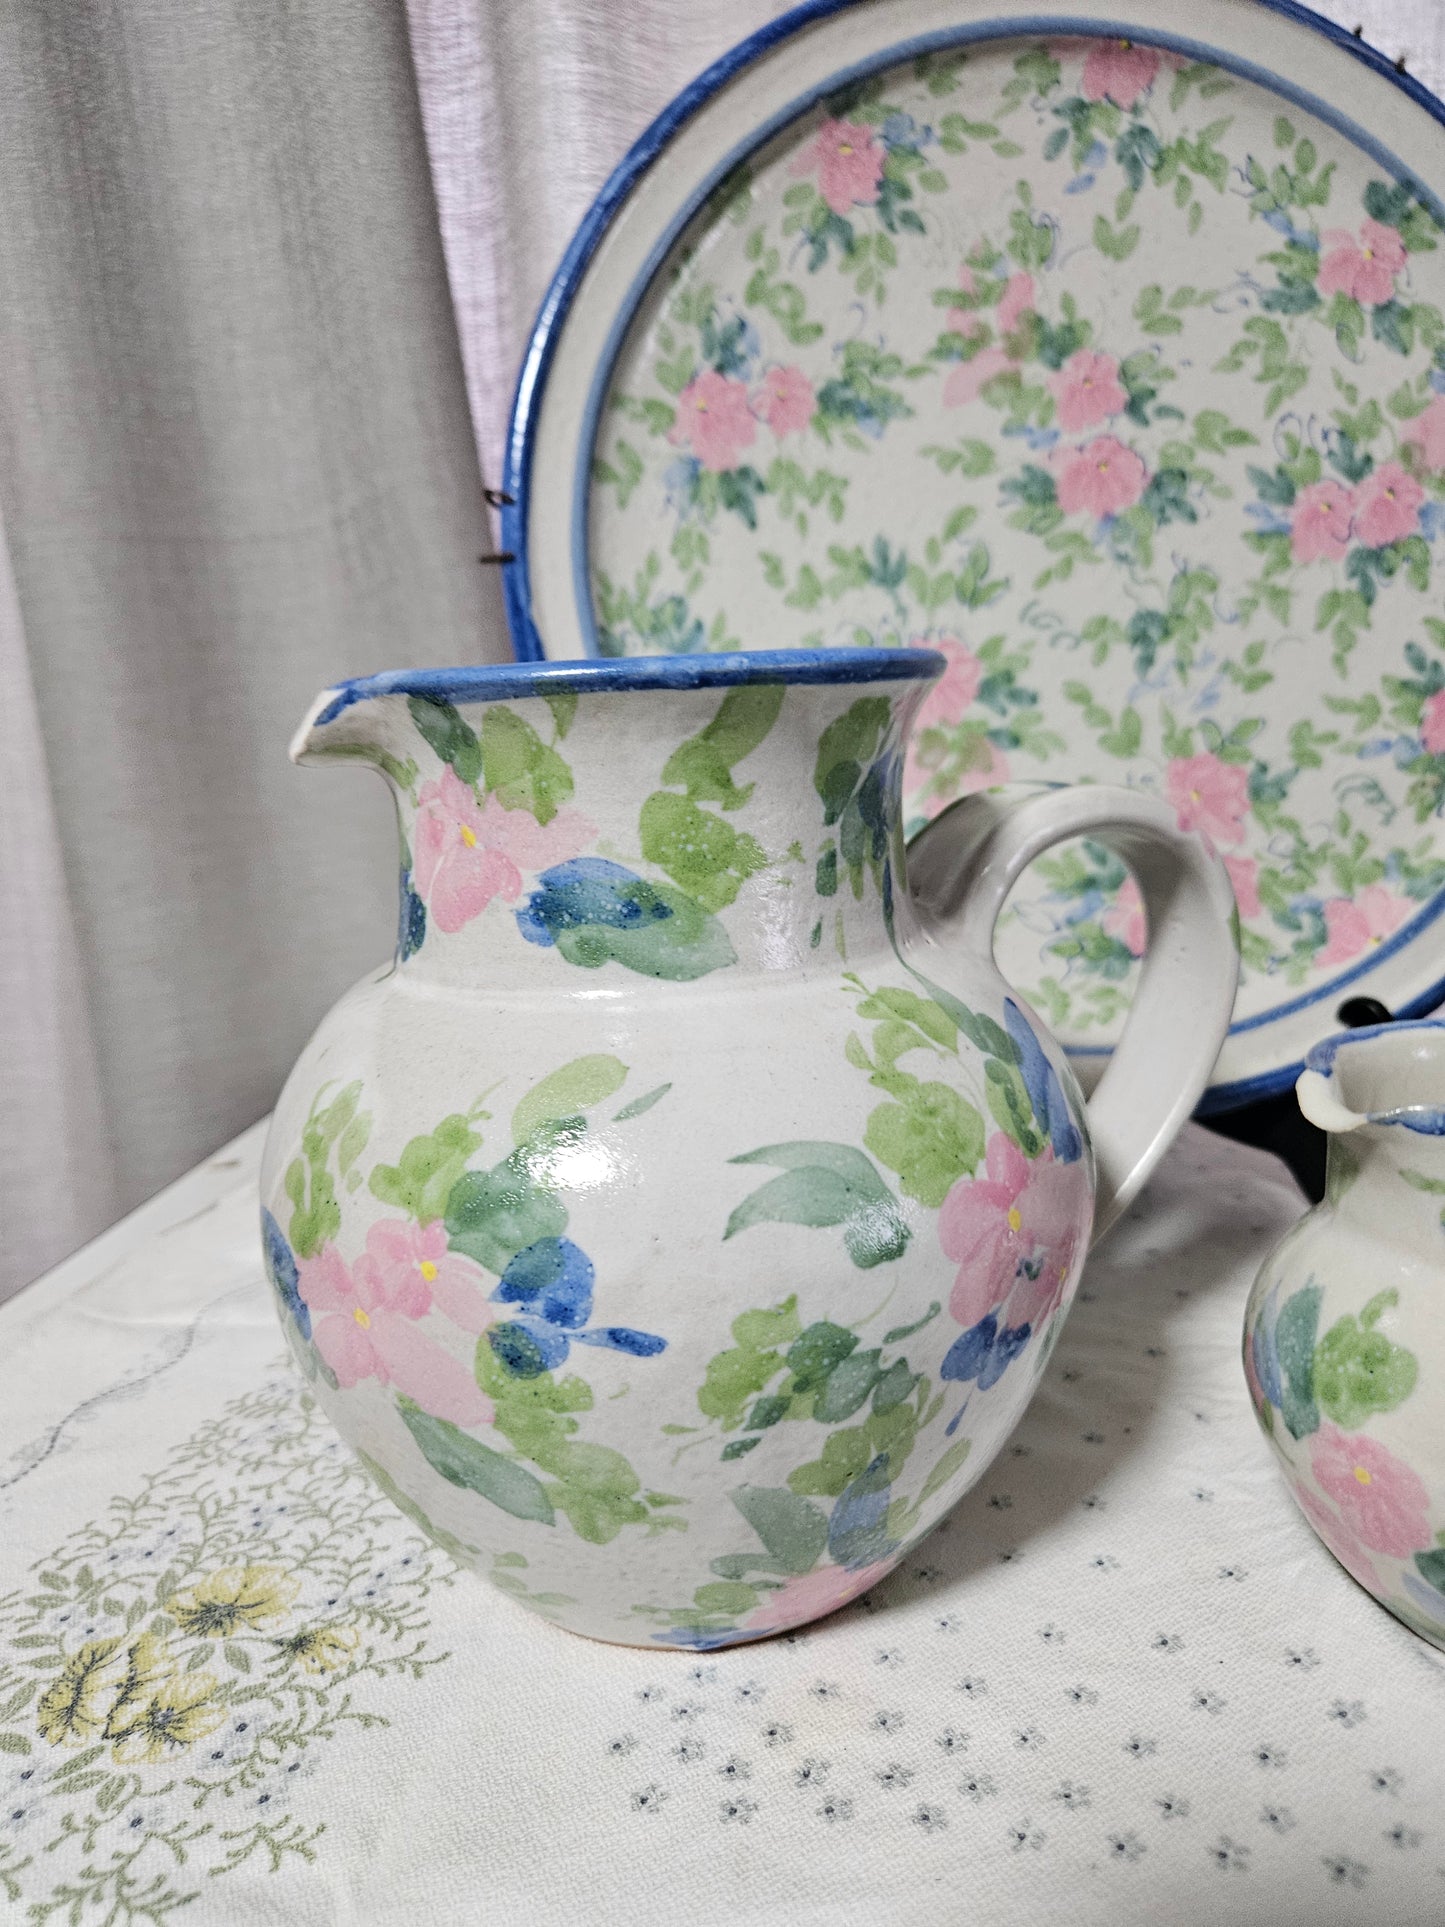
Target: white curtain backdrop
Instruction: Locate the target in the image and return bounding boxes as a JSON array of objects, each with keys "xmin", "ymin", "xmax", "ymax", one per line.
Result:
[{"xmin": 2, "ymin": 0, "xmax": 1442, "ymax": 1299}]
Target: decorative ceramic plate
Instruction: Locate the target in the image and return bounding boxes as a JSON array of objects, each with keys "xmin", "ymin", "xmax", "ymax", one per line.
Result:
[{"xmin": 501, "ymin": 0, "xmax": 1445, "ymax": 1107}]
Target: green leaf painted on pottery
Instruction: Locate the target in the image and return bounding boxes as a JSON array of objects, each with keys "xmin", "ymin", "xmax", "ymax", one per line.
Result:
[
  {"xmin": 918, "ymin": 1436, "xmax": 972, "ymax": 1506},
  {"xmin": 721, "ymin": 1436, "xmax": 763, "ymax": 1462},
  {"xmin": 1399, "ymin": 1165, "xmax": 1445, "ymax": 1195},
  {"xmin": 479, "ymin": 706, "xmax": 574, "ymax": 824},
  {"xmin": 826, "ymin": 1454, "xmax": 895, "ymax": 1568},
  {"xmin": 370, "ymin": 1113, "xmax": 483, "ymax": 1224},
  {"xmin": 726, "ymin": 1142, "xmax": 910, "ymax": 1266},
  {"xmin": 1313, "ymin": 1289, "xmax": 1418, "ymax": 1429},
  {"xmin": 445, "ymin": 1153, "xmax": 568, "ymax": 1275},
  {"xmin": 408, "ymin": 696, "xmax": 482, "ymax": 785},
  {"xmin": 1414, "ymin": 1546, "xmax": 1445, "ymax": 1591},
  {"xmin": 733, "ymin": 1298, "xmax": 803, "ymax": 1351},
  {"xmin": 814, "ymin": 1349, "xmax": 883, "ymax": 1422},
  {"xmin": 659, "ymin": 683, "xmax": 785, "ymax": 809},
  {"xmin": 870, "ymin": 1356, "xmax": 918, "ymax": 1414},
  {"xmin": 694, "ymin": 1580, "xmax": 762, "ymax": 1616},
  {"xmin": 864, "ymin": 1084, "xmax": 985, "ymax": 1207},
  {"xmin": 854, "ymin": 986, "xmax": 957, "ymax": 1050},
  {"xmin": 1276, "ymin": 1283, "xmax": 1322, "ymax": 1439},
  {"xmin": 814, "ymin": 696, "xmax": 890, "ymax": 824},
  {"xmin": 553, "ymin": 880, "xmax": 737, "ymax": 981},
  {"xmin": 543, "ymin": 690, "xmax": 579, "ymax": 739},
  {"xmin": 731, "ymin": 1484, "xmax": 829, "ymax": 1575},
  {"xmin": 639, "ymin": 791, "xmax": 770, "ymax": 911},
  {"xmin": 511, "ymin": 1055, "xmax": 628, "ymax": 1148},
  {"xmin": 397, "ymin": 1402, "xmax": 555, "ymax": 1526},
  {"xmin": 614, "ymin": 1082, "xmax": 672, "ymax": 1122}
]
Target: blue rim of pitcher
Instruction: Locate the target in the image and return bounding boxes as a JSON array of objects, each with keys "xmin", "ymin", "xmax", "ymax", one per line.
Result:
[
  {"xmin": 310, "ymin": 647, "xmax": 945, "ymax": 727},
  {"xmin": 1303, "ymin": 1019, "xmax": 1445, "ymax": 1135},
  {"xmin": 497, "ymin": 0, "xmax": 1445, "ymax": 667}
]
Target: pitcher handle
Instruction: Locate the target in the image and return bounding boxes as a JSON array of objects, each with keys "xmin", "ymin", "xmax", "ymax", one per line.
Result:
[{"xmin": 906, "ymin": 785, "xmax": 1238, "ymax": 1241}]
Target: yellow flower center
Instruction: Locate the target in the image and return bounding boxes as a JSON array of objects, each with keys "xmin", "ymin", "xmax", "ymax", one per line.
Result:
[
  {"xmin": 1364, "ymin": 246, "xmax": 1375, "ymax": 260},
  {"xmin": 353, "ymin": 1306, "xmax": 371, "ymax": 1329},
  {"xmin": 1007, "ymin": 1205, "xmax": 1023, "ymax": 1233},
  {"xmin": 1097, "ymin": 458, "xmax": 1110, "ymax": 473},
  {"xmin": 1353, "ymin": 1464, "xmax": 1372, "ymax": 1485},
  {"xmin": 1385, "ymin": 487, "xmax": 1397, "ymax": 501},
  {"xmin": 459, "ymin": 824, "xmax": 477, "ymax": 848},
  {"xmin": 840, "ymin": 141, "xmax": 854, "ymax": 156},
  {"xmin": 1190, "ymin": 787, "xmax": 1202, "ymax": 803},
  {"xmin": 420, "ymin": 1260, "xmax": 438, "ymax": 1282}
]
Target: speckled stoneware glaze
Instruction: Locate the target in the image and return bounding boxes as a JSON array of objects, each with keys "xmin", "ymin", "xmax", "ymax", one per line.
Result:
[
  {"xmin": 1245, "ymin": 1019, "xmax": 1445, "ymax": 1650},
  {"xmin": 261, "ymin": 650, "xmax": 1235, "ymax": 1646}
]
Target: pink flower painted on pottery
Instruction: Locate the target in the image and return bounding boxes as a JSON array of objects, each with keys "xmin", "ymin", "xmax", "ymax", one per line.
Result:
[
  {"xmin": 996, "ymin": 271, "xmax": 1036, "ymax": 337},
  {"xmin": 1296, "ymin": 1486, "xmax": 1382, "ymax": 1595},
  {"xmin": 1317, "ymin": 219, "xmax": 1407, "ymax": 306},
  {"xmin": 413, "ymin": 769, "xmax": 595, "ymax": 934},
  {"xmin": 668, "ymin": 369, "xmax": 758, "ymax": 472},
  {"xmin": 1352, "ymin": 461, "xmax": 1424, "ymax": 548},
  {"xmin": 754, "ymin": 364, "xmax": 815, "ymax": 437},
  {"xmin": 743, "ymin": 1560, "xmax": 895, "ymax": 1634},
  {"xmin": 1289, "ymin": 480, "xmax": 1354, "ymax": 563},
  {"xmin": 1421, "ymin": 688, "xmax": 1445, "ymax": 755},
  {"xmin": 791, "ymin": 117, "xmax": 884, "ymax": 215},
  {"xmin": 943, "ymin": 345, "xmax": 1013, "ymax": 408},
  {"xmin": 1405, "ymin": 395, "xmax": 1445, "ymax": 470},
  {"xmin": 1051, "ymin": 350, "xmax": 1127, "ymax": 433},
  {"xmin": 353, "ymin": 1218, "xmax": 493, "ymax": 1335},
  {"xmin": 1223, "ymin": 854, "xmax": 1262, "ymax": 920},
  {"xmin": 1316, "ymin": 884, "xmax": 1415, "ymax": 967},
  {"xmin": 1054, "ymin": 436, "xmax": 1147, "ymax": 517},
  {"xmin": 1164, "ymin": 752, "xmax": 1250, "ymax": 849},
  {"xmin": 939, "ymin": 1133, "xmax": 1090, "ymax": 1330},
  {"xmin": 298, "ymin": 1238, "xmax": 493, "ymax": 1427},
  {"xmin": 1102, "ymin": 875, "xmax": 1146, "ymax": 957},
  {"xmin": 1310, "ymin": 1424, "xmax": 1431, "ymax": 1557},
  {"xmin": 1081, "ymin": 39, "xmax": 1161, "ymax": 107}
]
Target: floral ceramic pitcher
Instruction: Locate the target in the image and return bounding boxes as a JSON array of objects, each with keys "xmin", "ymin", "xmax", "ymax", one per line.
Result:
[
  {"xmin": 260, "ymin": 649, "xmax": 1236, "ymax": 1647},
  {"xmin": 1245, "ymin": 1019, "xmax": 1445, "ymax": 1650}
]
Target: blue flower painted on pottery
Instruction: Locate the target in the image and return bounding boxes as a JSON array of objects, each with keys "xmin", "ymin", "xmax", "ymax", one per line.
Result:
[
  {"xmin": 1005, "ymin": 997, "xmax": 1083, "ymax": 1164},
  {"xmin": 515, "ymin": 857, "xmax": 737, "ymax": 981},
  {"xmin": 940, "ymin": 1313, "xmax": 1032, "ymax": 1393},
  {"xmin": 261, "ymin": 1208, "xmax": 311, "ymax": 1341},
  {"xmin": 399, "ymin": 869, "xmax": 427, "ymax": 961},
  {"xmin": 826, "ymin": 1454, "xmax": 897, "ymax": 1570},
  {"xmin": 517, "ymin": 858, "xmax": 675, "ymax": 944},
  {"xmin": 486, "ymin": 1237, "xmax": 667, "ymax": 1378}
]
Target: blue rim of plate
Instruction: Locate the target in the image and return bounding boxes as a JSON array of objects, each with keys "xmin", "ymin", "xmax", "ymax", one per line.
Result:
[{"xmin": 498, "ymin": 0, "xmax": 1445, "ymax": 1110}]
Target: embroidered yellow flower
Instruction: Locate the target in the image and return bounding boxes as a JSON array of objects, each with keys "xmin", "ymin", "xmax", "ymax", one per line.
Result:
[
  {"xmin": 36, "ymin": 1637, "xmax": 122, "ymax": 1747},
  {"xmin": 167, "ymin": 1564, "xmax": 300, "ymax": 1638},
  {"xmin": 106, "ymin": 1666, "xmax": 224, "ymax": 1764},
  {"xmin": 274, "ymin": 1624, "xmax": 361, "ymax": 1674}
]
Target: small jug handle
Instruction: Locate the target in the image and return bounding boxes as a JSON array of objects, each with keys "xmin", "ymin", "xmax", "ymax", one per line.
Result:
[{"xmin": 906, "ymin": 785, "xmax": 1238, "ymax": 1241}]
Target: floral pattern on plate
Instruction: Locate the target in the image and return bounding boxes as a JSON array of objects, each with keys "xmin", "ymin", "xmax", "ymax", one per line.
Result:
[{"xmin": 588, "ymin": 35, "xmax": 1445, "ymax": 1037}]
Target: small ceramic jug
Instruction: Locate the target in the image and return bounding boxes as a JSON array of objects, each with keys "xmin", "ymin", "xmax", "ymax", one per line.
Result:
[
  {"xmin": 261, "ymin": 649, "xmax": 1236, "ymax": 1647},
  {"xmin": 1244, "ymin": 1019, "xmax": 1445, "ymax": 1649}
]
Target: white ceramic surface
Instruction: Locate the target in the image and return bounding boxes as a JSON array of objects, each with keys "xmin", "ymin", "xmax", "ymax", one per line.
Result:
[
  {"xmin": 1244, "ymin": 1017, "xmax": 1445, "ymax": 1650},
  {"xmin": 258, "ymin": 650, "xmax": 1235, "ymax": 1645}
]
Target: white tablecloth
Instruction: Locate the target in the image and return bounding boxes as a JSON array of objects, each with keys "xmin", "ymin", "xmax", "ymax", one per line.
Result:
[{"xmin": 1, "ymin": 1122, "xmax": 1441, "ymax": 1925}]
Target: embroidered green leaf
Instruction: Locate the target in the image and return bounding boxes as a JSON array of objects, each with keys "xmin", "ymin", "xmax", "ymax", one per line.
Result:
[
  {"xmin": 726, "ymin": 1142, "xmax": 910, "ymax": 1266},
  {"xmin": 397, "ymin": 1402, "xmax": 555, "ymax": 1525}
]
